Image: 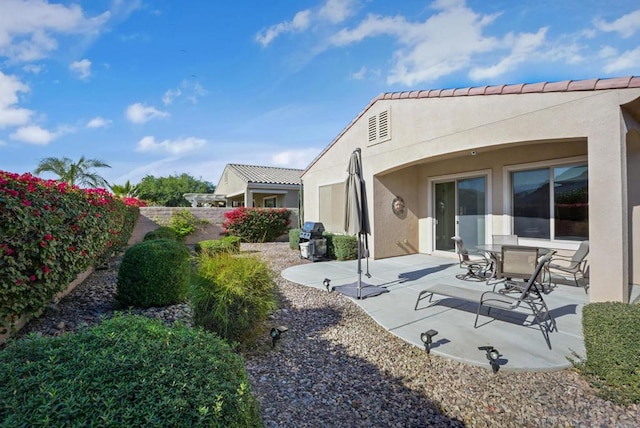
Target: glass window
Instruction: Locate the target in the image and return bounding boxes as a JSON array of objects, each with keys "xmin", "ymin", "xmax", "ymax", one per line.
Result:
[
  {"xmin": 513, "ymin": 169, "xmax": 550, "ymax": 239},
  {"xmin": 512, "ymin": 164, "xmax": 588, "ymax": 241},
  {"xmin": 264, "ymin": 196, "xmax": 277, "ymax": 208},
  {"xmin": 554, "ymin": 166, "xmax": 588, "ymax": 241}
]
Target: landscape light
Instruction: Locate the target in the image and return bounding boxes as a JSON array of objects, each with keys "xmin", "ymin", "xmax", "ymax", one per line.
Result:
[
  {"xmin": 420, "ymin": 329, "xmax": 438, "ymax": 354},
  {"xmin": 323, "ymin": 278, "xmax": 331, "ymax": 292},
  {"xmin": 485, "ymin": 346, "xmax": 501, "ymax": 373},
  {"xmin": 270, "ymin": 325, "xmax": 289, "ymax": 348}
]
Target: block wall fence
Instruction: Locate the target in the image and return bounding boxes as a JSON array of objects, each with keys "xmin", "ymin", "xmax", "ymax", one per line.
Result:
[{"xmin": 128, "ymin": 207, "xmax": 300, "ymax": 245}]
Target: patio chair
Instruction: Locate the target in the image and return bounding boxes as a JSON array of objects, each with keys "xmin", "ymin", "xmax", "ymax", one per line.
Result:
[
  {"xmin": 546, "ymin": 240, "xmax": 589, "ymax": 292},
  {"xmin": 451, "ymin": 236, "xmax": 491, "ymax": 281},
  {"xmin": 490, "ymin": 245, "xmax": 546, "ymax": 292},
  {"xmin": 475, "ymin": 250, "xmax": 557, "ymax": 349},
  {"xmin": 492, "ymin": 234, "xmax": 518, "ymax": 245}
]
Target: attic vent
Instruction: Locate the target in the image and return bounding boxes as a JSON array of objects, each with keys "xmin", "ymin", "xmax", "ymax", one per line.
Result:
[{"xmin": 367, "ymin": 107, "xmax": 391, "ymax": 146}]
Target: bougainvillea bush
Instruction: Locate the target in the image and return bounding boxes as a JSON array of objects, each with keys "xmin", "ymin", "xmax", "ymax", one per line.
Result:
[
  {"xmin": 0, "ymin": 171, "xmax": 140, "ymax": 333},
  {"xmin": 222, "ymin": 207, "xmax": 291, "ymax": 243}
]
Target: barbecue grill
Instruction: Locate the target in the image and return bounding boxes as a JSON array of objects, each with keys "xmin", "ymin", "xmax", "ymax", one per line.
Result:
[{"xmin": 299, "ymin": 221, "xmax": 327, "ymax": 262}]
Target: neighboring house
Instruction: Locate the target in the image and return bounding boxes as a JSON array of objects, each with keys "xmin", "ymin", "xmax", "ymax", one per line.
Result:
[
  {"xmin": 214, "ymin": 164, "xmax": 303, "ymax": 208},
  {"xmin": 301, "ymin": 76, "xmax": 640, "ymax": 303}
]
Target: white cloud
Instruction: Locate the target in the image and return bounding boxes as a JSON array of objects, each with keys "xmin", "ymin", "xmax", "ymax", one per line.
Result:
[
  {"xmin": 125, "ymin": 103, "xmax": 169, "ymax": 124},
  {"xmin": 0, "ymin": 0, "xmax": 110, "ymax": 63},
  {"xmin": 318, "ymin": 0, "xmax": 355, "ymax": 24},
  {"xmin": 351, "ymin": 66, "xmax": 367, "ymax": 80},
  {"xmin": 162, "ymin": 88, "xmax": 181, "ymax": 105},
  {"xmin": 330, "ymin": 0, "xmax": 503, "ymax": 86},
  {"xmin": 136, "ymin": 135, "xmax": 206, "ymax": 155},
  {"xmin": 87, "ymin": 116, "xmax": 111, "ymax": 128},
  {"xmin": 594, "ymin": 9, "xmax": 640, "ymax": 38},
  {"xmin": 255, "ymin": 10, "xmax": 311, "ymax": 47},
  {"xmin": 603, "ymin": 46, "xmax": 640, "ymax": 73},
  {"xmin": 23, "ymin": 64, "xmax": 44, "ymax": 74},
  {"xmin": 271, "ymin": 148, "xmax": 319, "ymax": 169},
  {"xmin": 69, "ymin": 59, "xmax": 92, "ymax": 80},
  {"xmin": 9, "ymin": 125, "xmax": 59, "ymax": 145},
  {"xmin": 0, "ymin": 71, "xmax": 33, "ymax": 128},
  {"xmin": 469, "ymin": 28, "xmax": 547, "ymax": 80}
]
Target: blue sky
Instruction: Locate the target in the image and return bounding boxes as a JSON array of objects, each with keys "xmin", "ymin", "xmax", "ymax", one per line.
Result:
[{"xmin": 0, "ymin": 0, "xmax": 638, "ymax": 188}]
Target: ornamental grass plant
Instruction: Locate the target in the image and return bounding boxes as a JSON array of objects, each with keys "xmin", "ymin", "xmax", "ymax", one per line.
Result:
[{"xmin": 190, "ymin": 252, "xmax": 276, "ymax": 345}]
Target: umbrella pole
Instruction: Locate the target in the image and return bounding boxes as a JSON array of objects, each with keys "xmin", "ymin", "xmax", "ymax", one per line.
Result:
[{"xmin": 357, "ymin": 233, "xmax": 362, "ymax": 299}]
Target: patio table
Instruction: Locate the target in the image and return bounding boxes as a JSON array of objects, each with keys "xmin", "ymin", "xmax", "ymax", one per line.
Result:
[{"xmin": 475, "ymin": 244, "xmax": 551, "ymax": 284}]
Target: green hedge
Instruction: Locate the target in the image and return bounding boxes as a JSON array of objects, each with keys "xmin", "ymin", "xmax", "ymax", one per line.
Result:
[
  {"xmin": 116, "ymin": 239, "xmax": 191, "ymax": 308},
  {"xmin": 0, "ymin": 315, "xmax": 261, "ymax": 427},
  {"xmin": 195, "ymin": 236, "xmax": 241, "ymax": 256},
  {"xmin": 0, "ymin": 171, "xmax": 139, "ymax": 333},
  {"xmin": 288, "ymin": 228, "xmax": 300, "ymax": 250},
  {"xmin": 331, "ymin": 235, "xmax": 359, "ymax": 261},
  {"xmin": 580, "ymin": 302, "xmax": 640, "ymax": 405},
  {"xmin": 223, "ymin": 207, "xmax": 291, "ymax": 243},
  {"xmin": 191, "ymin": 252, "xmax": 276, "ymax": 345},
  {"xmin": 144, "ymin": 226, "xmax": 178, "ymax": 241},
  {"xmin": 169, "ymin": 209, "xmax": 209, "ymax": 241}
]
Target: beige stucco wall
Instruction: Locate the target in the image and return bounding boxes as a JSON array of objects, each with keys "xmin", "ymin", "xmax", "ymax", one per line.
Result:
[{"xmin": 302, "ymin": 87, "xmax": 640, "ymax": 302}]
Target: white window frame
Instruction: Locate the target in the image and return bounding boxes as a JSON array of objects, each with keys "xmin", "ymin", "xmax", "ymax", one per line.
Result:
[
  {"xmin": 425, "ymin": 168, "xmax": 493, "ymax": 254},
  {"xmin": 503, "ymin": 155, "xmax": 587, "ymax": 250}
]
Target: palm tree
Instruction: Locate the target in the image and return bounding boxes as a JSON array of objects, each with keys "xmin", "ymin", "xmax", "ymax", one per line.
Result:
[
  {"xmin": 109, "ymin": 180, "xmax": 138, "ymax": 198},
  {"xmin": 34, "ymin": 156, "xmax": 111, "ymax": 188}
]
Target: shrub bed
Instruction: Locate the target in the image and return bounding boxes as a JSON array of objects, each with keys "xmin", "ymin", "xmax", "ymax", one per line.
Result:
[
  {"xmin": 331, "ymin": 235, "xmax": 359, "ymax": 261},
  {"xmin": 223, "ymin": 207, "xmax": 290, "ymax": 242},
  {"xmin": 0, "ymin": 171, "xmax": 139, "ymax": 333},
  {"xmin": 191, "ymin": 252, "xmax": 276, "ymax": 345},
  {"xmin": 0, "ymin": 315, "xmax": 262, "ymax": 427},
  {"xmin": 116, "ymin": 239, "xmax": 191, "ymax": 308},
  {"xmin": 580, "ymin": 302, "xmax": 640, "ymax": 405},
  {"xmin": 144, "ymin": 226, "xmax": 178, "ymax": 241},
  {"xmin": 194, "ymin": 236, "xmax": 241, "ymax": 256}
]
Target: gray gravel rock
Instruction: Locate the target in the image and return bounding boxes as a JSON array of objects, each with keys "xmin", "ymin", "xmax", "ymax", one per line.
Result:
[{"xmin": 13, "ymin": 242, "xmax": 639, "ymax": 427}]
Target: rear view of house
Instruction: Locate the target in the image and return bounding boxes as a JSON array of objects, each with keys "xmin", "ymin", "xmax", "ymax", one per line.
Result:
[{"xmin": 302, "ymin": 76, "xmax": 640, "ymax": 303}]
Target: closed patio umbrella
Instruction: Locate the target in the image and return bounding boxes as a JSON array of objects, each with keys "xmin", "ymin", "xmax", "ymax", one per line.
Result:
[{"xmin": 336, "ymin": 147, "xmax": 387, "ymax": 299}]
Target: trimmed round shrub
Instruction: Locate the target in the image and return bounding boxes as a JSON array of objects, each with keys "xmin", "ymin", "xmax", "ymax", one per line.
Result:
[
  {"xmin": 288, "ymin": 228, "xmax": 300, "ymax": 250},
  {"xmin": 0, "ymin": 315, "xmax": 262, "ymax": 427},
  {"xmin": 332, "ymin": 234, "xmax": 359, "ymax": 261},
  {"xmin": 195, "ymin": 236, "xmax": 241, "ymax": 256},
  {"xmin": 116, "ymin": 239, "xmax": 191, "ymax": 307},
  {"xmin": 191, "ymin": 252, "xmax": 276, "ymax": 344},
  {"xmin": 143, "ymin": 226, "xmax": 178, "ymax": 241}
]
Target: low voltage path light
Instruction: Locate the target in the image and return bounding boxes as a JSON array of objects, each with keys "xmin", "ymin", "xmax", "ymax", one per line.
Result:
[
  {"xmin": 323, "ymin": 278, "xmax": 332, "ymax": 292},
  {"xmin": 485, "ymin": 346, "xmax": 501, "ymax": 373},
  {"xmin": 270, "ymin": 325, "xmax": 289, "ymax": 347},
  {"xmin": 420, "ymin": 329, "xmax": 438, "ymax": 354}
]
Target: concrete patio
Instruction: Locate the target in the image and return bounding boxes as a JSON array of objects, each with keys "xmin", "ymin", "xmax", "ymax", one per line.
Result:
[{"xmin": 282, "ymin": 253, "xmax": 594, "ymax": 372}]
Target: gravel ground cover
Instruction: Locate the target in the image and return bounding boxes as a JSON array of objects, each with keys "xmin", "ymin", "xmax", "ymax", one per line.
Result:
[{"xmin": 11, "ymin": 242, "xmax": 639, "ymax": 427}]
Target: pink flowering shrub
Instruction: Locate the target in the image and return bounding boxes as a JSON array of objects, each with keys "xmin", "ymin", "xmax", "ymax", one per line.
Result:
[
  {"xmin": 0, "ymin": 171, "xmax": 140, "ymax": 333},
  {"xmin": 222, "ymin": 207, "xmax": 291, "ymax": 243}
]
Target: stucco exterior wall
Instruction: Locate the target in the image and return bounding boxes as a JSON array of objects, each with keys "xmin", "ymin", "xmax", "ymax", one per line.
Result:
[{"xmin": 302, "ymin": 86, "xmax": 640, "ymax": 302}]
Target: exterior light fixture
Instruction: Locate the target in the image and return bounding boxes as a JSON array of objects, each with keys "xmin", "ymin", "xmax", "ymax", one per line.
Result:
[
  {"xmin": 323, "ymin": 278, "xmax": 331, "ymax": 292},
  {"xmin": 420, "ymin": 329, "xmax": 438, "ymax": 354},
  {"xmin": 471, "ymin": 150, "xmax": 478, "ymax": 156},
  {"xmin": 483, "ymin": 346, "xmax": 501, "ymax": 373},
  {"xmin": 270, "ymin": 325, "xmax": 289, "ymax": 348}
]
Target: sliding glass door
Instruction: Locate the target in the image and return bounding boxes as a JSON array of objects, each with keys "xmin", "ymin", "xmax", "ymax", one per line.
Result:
[{"xmin": 434, "ymin": 177, "xmax": 486, "ymax": 252}]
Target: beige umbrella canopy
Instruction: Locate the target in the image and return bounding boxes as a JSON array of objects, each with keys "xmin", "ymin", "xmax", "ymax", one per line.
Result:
[
  {"xmin": 335, "ymin": 148, "xmax": 387, "ymax": 299},
  {"xmin": 344, "ymin": 148, "xmax": 370, "ymax": 236}
]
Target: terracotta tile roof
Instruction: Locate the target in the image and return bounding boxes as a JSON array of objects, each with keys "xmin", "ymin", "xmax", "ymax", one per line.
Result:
[
  {"xmin": 228, "ymin": 164, "xmax": 303, "ymax": 185},
  {"xmin": 303, "ymin": 76, "xmax": 640, "ymax": 174},
  {"xmin": 378, "ymin": 76, "xmax": 640, "ymax": 100}
]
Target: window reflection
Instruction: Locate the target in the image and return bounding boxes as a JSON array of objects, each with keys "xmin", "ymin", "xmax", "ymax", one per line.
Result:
[{"xmin": 512, "ymin": 164, "xmax": 588, "ymax": 241}]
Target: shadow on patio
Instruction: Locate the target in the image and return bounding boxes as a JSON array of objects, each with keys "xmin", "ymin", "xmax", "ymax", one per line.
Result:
[{"xmin": 282, "ymin": 253, "xmax": 590, "ymax": 372}]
